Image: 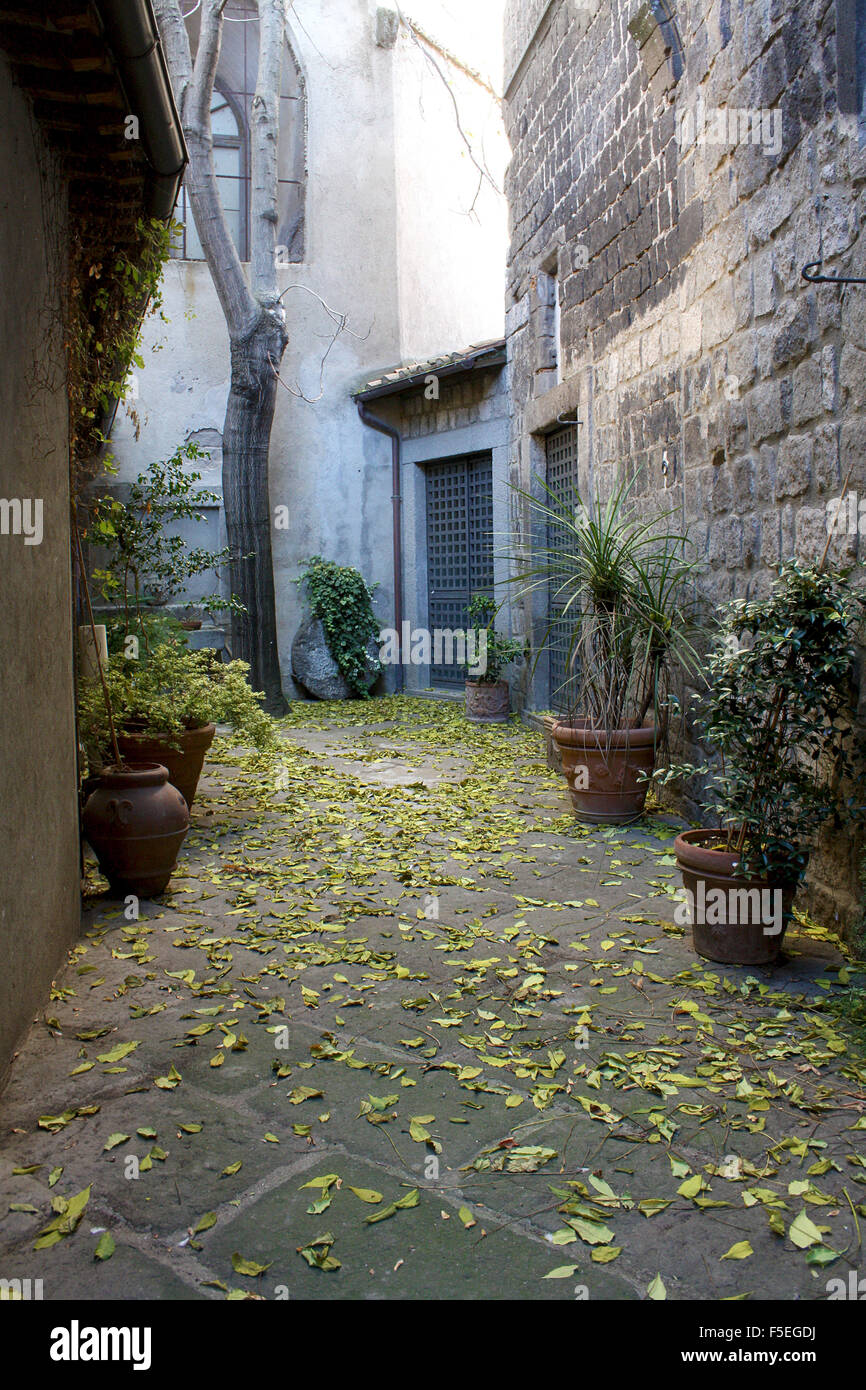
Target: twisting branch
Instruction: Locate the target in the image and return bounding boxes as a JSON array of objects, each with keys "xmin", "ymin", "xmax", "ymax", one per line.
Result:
[
  {"xmin": 250, "ymin": 0, "xmax": 286, "ymax": 303},
  {"xmin": 269, "ymin": 283, "xmax": 372, "ymax": 403},
  {"xmin": 394, "ymin": 4, "xmax": 502, "ymax": 220}
]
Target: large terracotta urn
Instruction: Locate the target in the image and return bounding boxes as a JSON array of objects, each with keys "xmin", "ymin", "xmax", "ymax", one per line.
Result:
[{"xmin": 83, "ymin": 762, "xmax": 190, "ymax": 898}]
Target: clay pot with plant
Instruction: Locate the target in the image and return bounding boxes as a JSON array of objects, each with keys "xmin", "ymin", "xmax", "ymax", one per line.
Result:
[
  {"xmin": 463, "ymin": 594, "xmax": 524, "ymax": 723},
  {"xmin": 509, "ymin": 472, "xmax": 699, "ymax": 823},
  {"xmin": 78, "ymin": 639, "xmax": 276, "ymax": 809},
  {"xmin": 656, "ymin": 563, "xmax": 866, "ymax": 965},
  {"xmin": 73, "ymin": 527, "xmax": 190, "ymax": 900}
]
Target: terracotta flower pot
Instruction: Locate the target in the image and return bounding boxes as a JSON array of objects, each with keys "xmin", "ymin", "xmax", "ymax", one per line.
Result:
[
  {"xmin": 465, "ymin": 680, "xmax": 510, "ymax": 723},
  {"xmin": 674, "ymin": 829, "xmax": 796, "ymax": 966},
  {"xmin": 116, "ymin": 722, "xmax": 216, "ymax": 808},
  {"xmin": 83, "ymin": 762, "xmax": 190, "ymax": 898},
  {"xmin": 552, "ymin": 719, "xmax": 658, "ymax": 824}
]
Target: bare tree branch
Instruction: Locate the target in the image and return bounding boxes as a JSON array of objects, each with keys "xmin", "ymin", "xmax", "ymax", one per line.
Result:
[
  {"xmin": 153, "ymin": 0, "xmax": 193, "ymax": 96},
  {"xmin": 188, "ymin": 0, "xmax": 227, "ymax": 130},
  {"xmin": 394, "ymin": 4, "xmax": 502, "ymax": 220},
  {"xmin": 270, "ymin": 283, "xmax": 372, "ymax": 403},
  {"xmin": 154, "ymin": 0, "xmax": 257, "ymax": 337}
]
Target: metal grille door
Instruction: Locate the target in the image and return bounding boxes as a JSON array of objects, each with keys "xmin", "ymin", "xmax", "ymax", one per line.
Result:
[
  {"xmin": 545, "ymin": 425, "xmax": 580, "ymax": 713},
  {"xmin": 426, "ymin": 455, "xmax": 494, "ymax": 686}
]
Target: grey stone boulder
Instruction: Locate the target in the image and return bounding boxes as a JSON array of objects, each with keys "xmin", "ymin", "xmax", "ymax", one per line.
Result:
[{"xmin": 291, "ymin": 617, "xmax": 380, "ymax": 700}]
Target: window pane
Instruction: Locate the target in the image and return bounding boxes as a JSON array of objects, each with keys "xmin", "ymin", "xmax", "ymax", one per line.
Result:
[
  {"xmin": 211, "ymin": 97, "xmax": 238, "ymax": 138},
  {"xmin": 213, "ymin": 146, "xmax": 241, "ymax": 179},
  {"xmin": 221, "ymin": 208, "xmax": 241, "ymax": 251},
  {"xmin": 216, "ymin": 175, "xmax": 241, "ymax": 214},
  {"xmin": 185, "ymin": 209, "xmax": 204, "ymax": 261}
]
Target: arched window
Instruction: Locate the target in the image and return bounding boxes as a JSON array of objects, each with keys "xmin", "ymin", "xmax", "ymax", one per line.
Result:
[
  {"xmin": 172, "ymin": 87, "xmax": 246, "ymax": 260},
  {"xmin": 170, "ymin": 0, "xmax": 307, "ymax": 264}
]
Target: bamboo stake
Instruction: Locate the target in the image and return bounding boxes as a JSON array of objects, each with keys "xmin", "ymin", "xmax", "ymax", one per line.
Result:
[{"xmin": 73, "ymin": 519, "xmax": 123, "ymax": 770}]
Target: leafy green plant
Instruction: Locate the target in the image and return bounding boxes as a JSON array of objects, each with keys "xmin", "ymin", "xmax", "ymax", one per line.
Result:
[
  {"xmin": 296, "ymin": 557, "xmax": 381, "ymax": 698},
  {"xmin": 656, "ymin": 563, "xmax": 866, "ymax": 886},
  {"xmin": 70, "ymin": 217, "xmax": 177, "ymax": 488},
  {"xmin": 88, "ymin": 443, "xmax": 244, "ymax": 643},
  {"xmin": 507, "ymin": 470, "xmax": 699, "ymax": 734},
  {"xmin": 102, "ymin": 609, "xmax": 187, "ymax": 661},
  {"xmin": 77, "ymin": 641, "xmax": 276, "ymax": 756},
  {"xmin": 464, "ymin": 594, "xmax": 523, "ymax": 684}
]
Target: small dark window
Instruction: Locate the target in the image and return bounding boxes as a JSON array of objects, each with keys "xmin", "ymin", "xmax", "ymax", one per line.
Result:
[{"xmin": 837, "ymin": 0, "xmax": 864, "ymax": 115}]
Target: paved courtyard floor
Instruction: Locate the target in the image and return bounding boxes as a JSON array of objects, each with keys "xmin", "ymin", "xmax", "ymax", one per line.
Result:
[{"xmin": 1, "ymin": 697, "xmax": 864, "ymax": 1301}]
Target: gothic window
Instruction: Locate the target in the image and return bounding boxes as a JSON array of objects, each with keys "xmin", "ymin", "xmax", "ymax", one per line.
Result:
[
  {"xmin": 172, "ymin": 87, "xmax": 246, "ymax": 259},
  {"xmin": 170, "ymin": 0, "xmax": 306, "ymax": 264}
]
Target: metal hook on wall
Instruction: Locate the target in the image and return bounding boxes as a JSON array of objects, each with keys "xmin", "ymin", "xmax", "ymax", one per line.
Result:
[{"xmin": 801, "ymin": 259, "xmax": 866, "ymax": 286}]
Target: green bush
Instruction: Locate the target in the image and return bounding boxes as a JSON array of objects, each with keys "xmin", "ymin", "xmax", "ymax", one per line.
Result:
[
  {"xmin": 78, "ymin": 640, "xmax": 276, "ymax": 757},
  {"xmin": 656, "ymin": 563, "xmax": 866, "ymax": 885},
  {"xmin": 88, "ymin": 443, "xmax": 244, "ymax": 634}
]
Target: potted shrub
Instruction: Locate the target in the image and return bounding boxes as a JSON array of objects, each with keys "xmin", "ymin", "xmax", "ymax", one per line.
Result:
[
  {"xmin": 79, "ymin": 640, "xmax": 276, "ymax": 808},
  {"xmin": 657, "ymin": 564, "xmax": 865, "ymax": 965},
  {"xmin": 510, "ymin": 474, "xmax": 698, "ymax": 822},
  {"xmin": 463, "ymin": 594, "xmax": 523, "ymax": 723}
]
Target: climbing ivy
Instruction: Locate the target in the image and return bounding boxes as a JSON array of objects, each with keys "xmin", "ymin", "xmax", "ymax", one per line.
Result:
[
  {"xmin": 297, "ymin": 556, "xmax": 381, "ymax": 698},
  {"xmin": 68, "ymin": 215, "xmax": 176, "ymax": 492}
]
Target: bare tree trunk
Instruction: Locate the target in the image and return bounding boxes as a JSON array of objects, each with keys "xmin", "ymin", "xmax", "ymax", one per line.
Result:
[
  {"xmin": 224, "ymin": 310, "xmax": 287, "ymax": 708},
  {"xmin": 154, "ymin": 0, "xmax": 287, "ymax": 712}
]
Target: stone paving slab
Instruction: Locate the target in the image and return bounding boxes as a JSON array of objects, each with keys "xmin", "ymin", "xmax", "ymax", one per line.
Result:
[{"xmin": 0, "ymin": 698, "xmax": 864, "ymax": 1302}]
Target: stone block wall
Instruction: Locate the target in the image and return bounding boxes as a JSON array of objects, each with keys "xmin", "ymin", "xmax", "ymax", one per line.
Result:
[
  {"xmin": 503, "ymin": 0, "xmax": 866, "ymax": 932},
  {"xmin": 396, "ymin": 366, "xmax": 510, "ymax": 441}
]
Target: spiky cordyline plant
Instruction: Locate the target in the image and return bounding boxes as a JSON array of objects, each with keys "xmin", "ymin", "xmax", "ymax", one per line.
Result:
[{"xmin": 505, "ymin": 470, "xmax": 700, "ymax": 741}]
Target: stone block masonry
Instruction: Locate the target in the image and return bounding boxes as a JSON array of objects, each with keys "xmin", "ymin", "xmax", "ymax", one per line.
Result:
[{"xmin": 503, "ymin": 0, "xmax": 866, "ymax": 933}]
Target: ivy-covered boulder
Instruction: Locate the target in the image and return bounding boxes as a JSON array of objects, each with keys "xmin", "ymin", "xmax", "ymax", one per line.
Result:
[
  {"xmin": 292, "ymin": 557, "xmax": 383, "ymax": 699},
  {"xmin": 291, "ymin": 617, "xmax": 379, "ymax": 700}
]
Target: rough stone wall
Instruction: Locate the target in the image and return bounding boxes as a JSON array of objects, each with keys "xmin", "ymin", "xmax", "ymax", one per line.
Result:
[
  {"xmin": 0, "ymin": 57, "xmax": 81, "ymax": 1081},
  {"xmin": 504, "ymin": 0, "xmax": 866, "ymax": 932}
]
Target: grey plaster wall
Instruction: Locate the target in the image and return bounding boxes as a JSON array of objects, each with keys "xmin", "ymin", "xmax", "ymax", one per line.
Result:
[
  {"xmin": 107, "ymin": 0, "xmax": 507, "ymax": 701},
  {"xmin": 0, "ymin": 57, "xmax": 80, "ymax": 1082}
]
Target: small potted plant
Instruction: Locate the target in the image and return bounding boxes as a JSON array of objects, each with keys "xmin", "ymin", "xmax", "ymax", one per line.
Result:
[
  {"xmin": 464, "ymin": 594, "xmax": 523, "ymax": 723},
  {"xmin": 88, "ymin": 442, "xmax": 245, "ymax": 640},
  {"xmin": 509, "ymin": 473, "xmax": 698, "ymax": 821},
  {"xmin": 79, "ymin": 640, "xmax": 276, "ymax": 808},
  {"xmin": 657, "ymin": 563, "xmax": 865, "ymax": 965}
]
